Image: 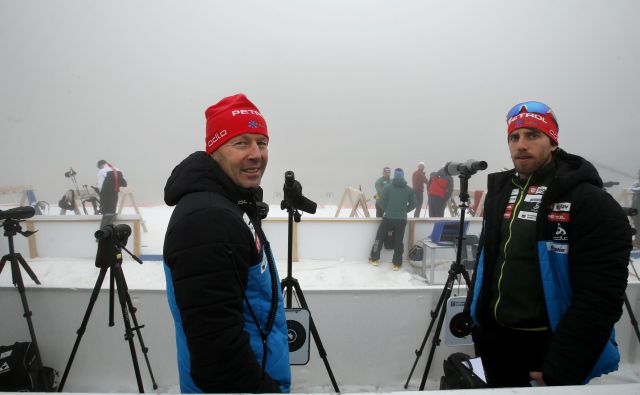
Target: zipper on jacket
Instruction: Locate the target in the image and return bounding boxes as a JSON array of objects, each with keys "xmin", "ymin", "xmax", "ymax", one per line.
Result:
[{"xmin": 492, "ymin": 176, "xmax": 530, "ymax": 324}]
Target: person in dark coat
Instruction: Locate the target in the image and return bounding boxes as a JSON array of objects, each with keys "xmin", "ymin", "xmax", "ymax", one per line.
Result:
[
  {"xmin": 163, "ymin": 94, "xmax": 290, "ymax": 393},
  {"xmin": 467, "ymin": 101, "xmax": 631, "ymax": 387},
  {"xmin": 374, "ymin": 166, "xmax": 391, "ymax": 217},
  {"xmin": 412, "ymin": 162, "xmax": 429, "ymax": 217},
  {"xmin": 96, "ymin": 160, "xmax": 126, "ymax": 228},
  {"xmin": 369, "ymin": 168, "xmax": 416, "ymax": 271}
]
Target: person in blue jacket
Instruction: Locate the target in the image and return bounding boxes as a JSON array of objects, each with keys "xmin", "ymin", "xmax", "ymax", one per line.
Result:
[
  {"xmin": 163, "ymin": 94, "xmax": 290, "ymax": 393},
  {"xmin": 468, "ymin": 101, "xmax": 631, "ymax": 387}
]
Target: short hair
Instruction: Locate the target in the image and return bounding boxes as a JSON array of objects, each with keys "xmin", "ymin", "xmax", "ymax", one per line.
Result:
[{"xmin": 97, "ymin": 160, "xmax": 107, "ymax": 168}]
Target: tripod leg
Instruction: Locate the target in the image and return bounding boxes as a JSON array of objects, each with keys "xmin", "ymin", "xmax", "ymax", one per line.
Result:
[
  {"xmin": 419, "ymin": 277, "xmax": 455, "ymax": 390},
  {"xmin": 16, "ymin": 253, "xmax": 41, "ymax": 285},
  {"xmin": 58, "ymin": 267, "xmax": 108, "ymax": 392},
  {"xmin": 624, "ymin": 293, "xmax": 640, "ymax": 344},
  {"xmin": 404, "ymin": 278, "xmax": 451, "ymax": 388},
  {"xmin": 0, "ymin": 255, "xmax": 8, "ymax": 275},
  {"xmin": 109, "ymin": 269, "xmax": 115, "ymax": 326},
  {"xmin": 289, "ymin": 278, "xmax": 340, "ymax": 393},
  {"xmin": 112, "ymin": 265, "xmax": 145, "ymax": 393},
  {"xmin": 120, "ymin": 272, "xmax": 158, "ymax": 389},
  {"xmin": 7, "ymin": 253, "xmax": 45, "ymax": 389}
]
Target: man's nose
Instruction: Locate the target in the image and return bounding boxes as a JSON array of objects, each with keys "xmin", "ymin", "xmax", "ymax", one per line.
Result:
[{"xmin": 247, "ymin": 142, "xmax": 261, "ymax": 158}]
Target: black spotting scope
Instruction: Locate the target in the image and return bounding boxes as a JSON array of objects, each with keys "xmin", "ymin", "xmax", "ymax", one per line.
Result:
[
  {"xmin": 0, "ymin": 206, "xmax": 35, "ymax": 221},
  {"xmin": 444, "ymin": 159, "xmax": 488, "ymax": 176},
  {"xmin": 282, "ymin": 171, "xmax": 317, "ymax": 214}
]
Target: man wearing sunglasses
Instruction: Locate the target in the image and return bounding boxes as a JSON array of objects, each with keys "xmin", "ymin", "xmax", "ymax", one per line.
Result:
[{"xmin": 467, "ymin": 101, "xmax": 632, "ymax": 387}]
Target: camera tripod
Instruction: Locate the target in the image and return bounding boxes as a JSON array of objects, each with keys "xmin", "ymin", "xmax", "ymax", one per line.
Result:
[
  {"xmin": 405, "ymin": 170, "xmax": 478, "ymax": 390},
  {"xmin": 280, "ymin": 171, "xmax": 340, "ymax": 392},
  {"xmin": 58, "ymin": 225, "xmax": 157, "ymax": 393},
  {"xmin": 0, "ymin": 207, "xmax": 49, "ymax": 390}
]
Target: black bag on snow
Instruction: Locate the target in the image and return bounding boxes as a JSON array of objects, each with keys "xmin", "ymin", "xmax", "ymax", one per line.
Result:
[
  {"xmin": 0, "ymin": 342, "xmax": 57, "ymax": 392},
  {"xmin": 440, "ymin": 352, "xmax": 487, "ymax": 390},
  {"xmin": 408, "ymin": 244, "xmax": 423, "ymax": 261}
]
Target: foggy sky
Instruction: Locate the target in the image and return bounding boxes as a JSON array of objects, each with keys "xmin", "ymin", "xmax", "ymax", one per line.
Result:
[{"xmin": 1, "ymin": 0, "xmax": 639, "ymax": 207}]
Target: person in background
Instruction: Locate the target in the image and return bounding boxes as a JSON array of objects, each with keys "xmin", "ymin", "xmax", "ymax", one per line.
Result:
[
  {"xmin": 412, "ymin": 161, "xmax": 429, "ymax": 217},
  {"xmin": 96, "ymin": 160, "xmax": 126, "ymax": 229},
  {"xmin": 426, "ymin": 167, "xmax": 453, "ymax": 217},
  {"xmin": 374, "ymin": 166, "xmax": 392, "ymax": 217},
  {"xmin": 468, "ymin": 100, "xmax": 631, "ymax": 387},
  {"xmin": 629, "ymin": 169, "xmax": 640, "ymax": 248},
  {"xmin": 163, "ymin": 93, "xmax": 290, "ymax": 393},
  {"xmin": 369, "ymin": 168, "xmax": 416, "ymax": 271}
]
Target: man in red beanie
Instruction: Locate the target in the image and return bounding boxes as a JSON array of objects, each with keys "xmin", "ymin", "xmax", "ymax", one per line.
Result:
[
  {"xmin": 467, "ymin": 101, "xmax": 631, "ymax": 387},
  {"xmin": 163, "ymin": 94, "xmax": 291, "ymax": 393}
]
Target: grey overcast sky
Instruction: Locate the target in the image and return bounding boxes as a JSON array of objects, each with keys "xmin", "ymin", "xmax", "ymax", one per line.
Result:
[{"xmin": 1, "ymin": 0, "xmax": 638, "ymax": 205}]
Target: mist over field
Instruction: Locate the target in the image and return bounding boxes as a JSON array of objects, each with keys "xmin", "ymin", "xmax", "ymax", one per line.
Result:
[{"xmin": 1, "ymin": 0, "xmax": 638, "ymax": 206}]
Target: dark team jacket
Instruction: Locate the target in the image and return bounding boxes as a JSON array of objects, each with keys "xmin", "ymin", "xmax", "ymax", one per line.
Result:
[
  {"xmin": 163, "ymin": 151, "xmax": 290, "ymax": 393},
  {"xmin": 468, "ymin": 149, "xmax": 631, "ymax": 385}
]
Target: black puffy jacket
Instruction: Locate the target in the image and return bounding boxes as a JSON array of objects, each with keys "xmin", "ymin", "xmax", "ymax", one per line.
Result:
[{"xmin": 163, "ymin": 152, "xmax": 290, "ymax": 393}]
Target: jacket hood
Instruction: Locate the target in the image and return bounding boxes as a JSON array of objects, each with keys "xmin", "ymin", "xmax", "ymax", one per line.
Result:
[
  {"xmin": 392, "ymin": 177, "xmax": 408, "ymax": 187},
  {"xmin": 164, "ymin": 151, "xmax": 263, "ymax": 207},
  {"xmin": 552, "ymin": 148, "xmax": 602, "ymax": 191}
]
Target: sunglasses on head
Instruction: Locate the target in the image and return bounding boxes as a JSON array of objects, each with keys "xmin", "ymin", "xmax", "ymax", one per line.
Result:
[{"xmin": 506, "ymin": 101, "xmax": 559, "ymax": 127}]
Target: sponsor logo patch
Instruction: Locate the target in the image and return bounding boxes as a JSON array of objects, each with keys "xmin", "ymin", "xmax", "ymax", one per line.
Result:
[
  {"xmin": 547, "ymin": 242, "xmax": 569, "ymax": 254},
  {"xmin": 547, "ymin": 212, "xmax": 570, "ymax": 222},
  {"xmin": 518, "ymin": 211, "xmax": 538, "ymax": 221},
  {"xmin": 525, "ymin": 194, "xmax": 543, "ymax": 203},
  {"xmin": 551, "ymin": 202, "xmax": 571, "ymax": 212},
  {"xmin": 509, "ymin": 196, "xmax": 517, "ymax": 203},
  {"xmin": 260, "ymin": 253, "xmax": 267, "ymax": 274}
]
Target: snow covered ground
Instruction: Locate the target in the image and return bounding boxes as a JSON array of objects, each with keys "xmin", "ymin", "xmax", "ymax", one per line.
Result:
[{"xmin": 1, "ymin": 204, "xmax": 639, "ymax": 393}]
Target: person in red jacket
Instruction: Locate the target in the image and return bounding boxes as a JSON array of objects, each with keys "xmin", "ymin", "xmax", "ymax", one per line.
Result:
[{"xmin": 426, "ymin": 167, "xmax": 453, "ymax": 217}]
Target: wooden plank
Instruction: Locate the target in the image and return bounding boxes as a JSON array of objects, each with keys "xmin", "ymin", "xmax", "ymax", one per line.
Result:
[{"xmin": 25, "ymin": 221, "xmax": 38, "ymax": 259}]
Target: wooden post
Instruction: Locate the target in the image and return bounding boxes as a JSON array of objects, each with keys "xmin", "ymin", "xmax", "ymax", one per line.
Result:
[
  {"xmin": 25, "ymin": 221, "xmax": 38, "ymax": 259},
  {"xmin": 133, "ymin": 219, "xmax": 141, "ymax": 256},
  {"xmin": 117, "ymin": 187, "xmax": 148, "ymax": 232}
]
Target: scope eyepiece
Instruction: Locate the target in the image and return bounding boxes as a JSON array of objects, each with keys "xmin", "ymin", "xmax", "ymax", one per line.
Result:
[{"xmin": 95, "ymin": 224, "xmax": 132, "ymax": 241}]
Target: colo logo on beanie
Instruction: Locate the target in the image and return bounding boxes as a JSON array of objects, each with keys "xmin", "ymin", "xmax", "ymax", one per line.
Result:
[{"xmin": 205, "ymin": 93, "xmax": 269, "ymax": 154}]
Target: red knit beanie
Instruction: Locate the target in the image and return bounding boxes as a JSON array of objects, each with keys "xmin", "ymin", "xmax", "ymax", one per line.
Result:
[{"xmin": 205, "ymin": 93, "xmax": 268, "ymax": 154}]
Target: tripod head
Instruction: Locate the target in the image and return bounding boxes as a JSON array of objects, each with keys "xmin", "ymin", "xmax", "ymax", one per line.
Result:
[
  {"xmin": 95, "ymin": 224, "xmax": 142, "ymax": 268},
  {"xmin": 1, "ymin": 206, "xmax": 37, "ymax": 238},
  {"xmin": 280, "ymin": 171, "xmax": 317, "ymax": 222}
]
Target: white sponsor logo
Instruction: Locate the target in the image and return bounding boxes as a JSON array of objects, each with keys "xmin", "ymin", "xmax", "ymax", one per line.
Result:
[
  {"xmin": 231, "ymin": 109, "xmax": 262, "ymax": 117},
  {"xmin": 525, "ymin": 194, "xmax": 543, "ymax": 203},
  {"xmin": 207, "ymin": 129, "xmax": 228, "ymax": 147},
  {"xmin": 0, "ymin": 350, "xmax": 12, "ymax": 359},
  {"xmin": 508, "ymin": 112, "xmax": 549, "ymax": 125},
  {"xmin": 553, "ymin": 223, "xmax": 568, "ymax": 241},
  {"xmin": 0, "ymin": 362, "xmax": 10, "ymax": 375},
  {"xmin": 260, "ymin": 253, "xmax": 267, "ymax": 274},
  {"xmin": 511, "ymin": 188, "xmax": 519, "ymax": 196},
  {"xmin": 509, "ymin": 196, "xmax": 517, "ymax": 203},
  {"xmin": 552, "ymin": 202, "xmax": 571, "ymax": 212},
  {"xmin": 518, "ymin": 211, "xmax": 538, "ymax": 221},
  {"xmin": 535, "ymin": 186, "xmax": 547, "ymax": 194},
  {"xmin": 547, "ymin": 242, "xmax": 569, "ymax": 254}
]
